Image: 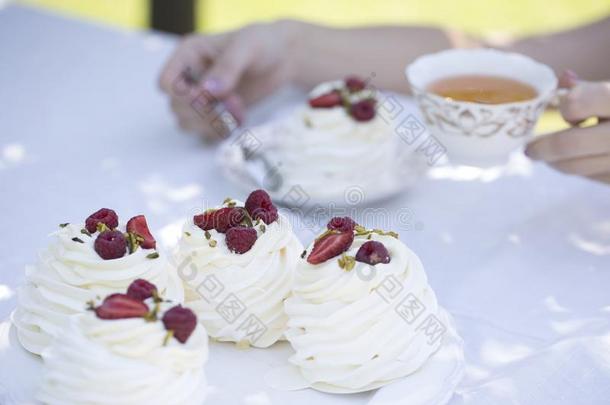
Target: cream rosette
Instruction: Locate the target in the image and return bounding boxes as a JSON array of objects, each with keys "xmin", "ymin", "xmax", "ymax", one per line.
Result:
[
  {"xmin": 12, "ymin": 223, "xmax": 184, "ymax": 355},
  {"xmin": 284, "ymin": 230, "xmax": 452, "ymax": 393},
  {"xmin": 176, "ymin": 200, "xmax": 302, "ymax": 348},
  {"xmin": 38, "ymin": 303, "xmax": 207, "ymax": 405},
  {"xmin": 261, "ymin": 79, "xmax": 413, "ymax": 201}
]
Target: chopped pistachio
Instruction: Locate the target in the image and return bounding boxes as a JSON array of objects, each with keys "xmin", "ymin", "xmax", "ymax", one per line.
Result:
[
  {"xmin": 80, "ymin": 228, "xmax": 92, "ymax": 237},
  {"xmin": 204, "ymin": 230, "xmax": 211, "ymax": 240},
  {"xmin": 209, "ymin": 239, "xmax": 217, "ymax": 248},
  {"xmin": 125, "ymin": 232, "xmax": 143, "ymax": 254},
  {"xmin": 86, "ymin": 300, "xmax": 96, "ymax": 311},
  {"xmin": 300, "ymin": 249, "xmax": 307, "ymax": 259},
  {"xmin": 71, "ymin": 237, "xmax": 84, "ymax": 243},
  {"xmin": 223, "ymin": 197, "xmax": 233, "ymax": 205},
  {"xmin": 162, "ymin": 330, "xmax": 174, "ymax": 346},
  {"xmin": 337, "ymin": 254, "xmax": 355, "ymax": 271},
  {"xmin": 146, "ymin": 252, "xmax": 160, "ymax": 259},
  {"xmin": 184, "ymin": 231, "xmax": 191, "ymax": 237},
  {"xmin": 259, "ymin": 224, "xmax": 266, "ymax": 233},
  {"xmin": 144, "ymin": 301, "xmax": 160, "ymax": 322},
  {"xmin": 315, "ymin": 228, "xmax": 339, "ymax": 241},
  {"xmin": 355, "ymin": 227, "xmax": 399, "ymax": 239},
  {"xmin": 96, "ymin": 222, "xmax": 109, "ymax": 233},
  {"xmin": 59, "ymin": 223, "xmax": 69, "ymax": 228},
  {"xmin": 240, "ymin": 209, "xmax": 254, "ymax": 227}
]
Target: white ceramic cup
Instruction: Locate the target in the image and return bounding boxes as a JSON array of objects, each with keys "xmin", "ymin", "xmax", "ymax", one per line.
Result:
[{"xmin": 406, "ymin": 48, "xmax": 557, "ymax": 166}]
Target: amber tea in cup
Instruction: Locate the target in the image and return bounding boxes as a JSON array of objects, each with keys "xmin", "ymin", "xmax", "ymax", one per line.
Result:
[{"xmin": 427, "ymin": 74, "xmax": 538, "ymax": 104}]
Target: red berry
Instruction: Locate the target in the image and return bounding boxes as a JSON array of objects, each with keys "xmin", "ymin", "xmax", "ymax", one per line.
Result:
[
  {"xmin": 85, "ymin": 208, "xmax": 119, "ymax": 233},
  {"xmin": 162, "ymin": 305, "xmax": 197, "ymax": 344},
  {"xmin": 214, "ymin": 207, "xmax": 245, "ymax": 233},
  {"xmin": 307, "ymin": 232, "xmax": 354, "ymax": 265},
  {"xmin": 225, "ymin": 226, "xmax": 257, "ymax": 254},
  {"xmin": 95, "ymin": 293, "xmax": 149, "ymax": 320},
  {"xmin": 345, "ymin": 75, "xmax": 366, "ymax": 92},
  {"xmin": 245, "ymin": 189, "xmax": 278, "ymax": 224},
  {"xmin": 355, "ymin": 241, "xmax": 391, "ymax": 265},
  {"xmin": 126, "ymin": 279, "xmax": 157, "ymax": 301},
  {"xmin": 94, "ymin": 230, "xmax": 127, "ymax": 260},
  {"xmin": 327, "ymin": 216, "xmax": 357, "ymax": 233},
  {"xmin": 350, "ymin": 99, "xmax": 376, "ymax": 122},
  {"xmin": 309, "ymin": 90, "xmax": 342, "ymax": 108},
  {"xmin": 126, "ymin": 215, "xmax": 156, "ymax": 249},
  {"xmin": 193, "ymin": 210, "xmax": 216, "ymax": 231}
]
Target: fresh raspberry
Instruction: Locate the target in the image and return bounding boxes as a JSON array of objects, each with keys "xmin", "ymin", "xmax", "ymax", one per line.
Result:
[
  {"xmin": 327, "ymin": 216, "xmax": 357, "ymax": 233},
  {"xmin": 94, "ymin": 230, "xmax": 127, "ymax": 260},
  {"xmin": 193, "ymin": 210, "xmax": 216, "ymax": 231},
  {"xmin": 345, "ymin": 76, "xmax": 366, "ymax": 92},
  {"xmin": 214, "ymin": 207, "xmax": 245, "ymax": 233},
  {"xmin": 85, "ymin": 208, "xmax": 119, "ymax": 233},
  {"xmin": 126, "ymin": 279, "xmax": 157, "ymax": 301},
  {"xmin": 95, "ymin": 293, "xmax": 149, "ymax": 320},
  {"xmin": 162, "ymin": 305, "xmax": 197, "ymax": 344},
  {"xmin": 350, "ymin": 99, "xmax": 376, "ymax": 121},
  {"xmin": 307, "ymin": 231, "xmax": 354, "ymax": 265},
  {"xmin": 309, "ymin": 90, "xmax": 342, "ymax": 108},
  {"xmin": 245, "ymin": 189, "xmax": 278, "ymax": 224},
  {"xmin": 355, "ymin": 241, "xmax": 391, "ymax": 265},
  {"xmin": 126, "ymin": 215, "xmax": 156, "ymax": 249},
  {"xmin": 225, "ymin": 226, "xmax": 257, "ymax": 254}
]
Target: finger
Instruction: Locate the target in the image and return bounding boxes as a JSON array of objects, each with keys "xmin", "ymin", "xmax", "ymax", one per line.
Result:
[
  {"xmin": 525, "ymin": 121, "xmax": 610, "ymax": 162},
  {"xmin": 549, "ymin": 153, "xmax": 610, "ymax": 177},
  {"xmin": 199, "ymin": 38, "xmax": 254, "ymax": 99},
  {"xmin": 158, "ymin": 35, "xmax": 217, "ymax": 95},
  {"xmin": 589, "ymin": 173, "xmax": 610, "ymax": 185},
  {"xmin": 223, "ymin": 94, "xmax": 245, "ymax": 125},
  {"xmin": 559, "ymin": 82, "xmax": 610, "ymax": 124},
  {"xmin": 558, "ymin": 69, "xmax": 579, "ymax": 89}
]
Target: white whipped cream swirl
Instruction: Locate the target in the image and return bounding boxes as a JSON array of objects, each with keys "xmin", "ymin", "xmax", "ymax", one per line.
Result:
[
  {"xmin": 38, "ymin": 304, "xmax": 207, "ymax": 405},
  {"xmin": 176, "ymin": 206, "xmax": 303, "ymax": 348},
  {"xmin": 284, "ymin": 233, "xmax": 444, "ymax": 392},
  {"xmin": 12, "ymin": 224, "xmax": 184, "ymax": 355},
  {"xmin": 258, "ymin": 82, "xmax": 411, "ymax": 200}
]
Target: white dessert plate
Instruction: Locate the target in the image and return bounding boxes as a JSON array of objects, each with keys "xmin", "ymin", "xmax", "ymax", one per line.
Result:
[
  {"xmin": 217, "ymin": 96, "xmax": 430, "ymax": 209},
  {"xmin": 0, "ymin": 308, "xmax": 464, "ymax": 405}
]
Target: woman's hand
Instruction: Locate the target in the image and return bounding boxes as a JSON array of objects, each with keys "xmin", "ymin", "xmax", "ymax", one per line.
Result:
[
  {"xmin": 158, "ymin": 20, "xmax": 299, "ymax": 140},
  {"xmin": 526, "ymin": 71, "xmax": 610, "ymax": 184}
]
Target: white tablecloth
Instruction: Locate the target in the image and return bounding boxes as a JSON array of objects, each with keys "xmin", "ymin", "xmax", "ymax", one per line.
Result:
[{"xmin": 0, "ymin": 5, "xmax": 609, "ymax": 404}]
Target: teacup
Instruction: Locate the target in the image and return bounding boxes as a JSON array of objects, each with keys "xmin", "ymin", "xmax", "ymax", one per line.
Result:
[{"xmin": 406, "ymin": 49, "xmax": 557, "ymax": 166}]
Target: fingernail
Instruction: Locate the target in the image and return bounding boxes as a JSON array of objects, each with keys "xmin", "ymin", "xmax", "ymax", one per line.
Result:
[
  {"xmin": 558, "ymin": 69, "xmax": 579, "ymax": 89},
  {"xmin": 202, "ymin": 77, "xmax": 224, "ymax": 96},
  {"xmin": 524, "ymin": 146, "xmax": 538, "ymax": 160},
  {"xmin": 224, "ymin": 96, "xmax": 245, "ymax": 125}
]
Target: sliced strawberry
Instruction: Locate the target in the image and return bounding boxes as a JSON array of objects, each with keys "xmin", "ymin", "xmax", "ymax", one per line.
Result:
[
  {"xmin": 307, "ymin": 231, "xmax": 354, "ymax": 265},
  {"xmin": 95, "ymin": 293, "xmax": 149, "ymax": 320},
  {"xmin": 126, "ymin": 215, "xmax": 156, "ymax": 249},
  {"xmin": 309, "ymin": 90, "xmax": 342, "ymax": 108},
  {"xmin": 194, "ymin": 210, "xmax": 216, "ymax": 231}
]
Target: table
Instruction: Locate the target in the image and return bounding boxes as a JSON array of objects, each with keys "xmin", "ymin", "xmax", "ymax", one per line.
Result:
[{"xmin": 1, "ymin": 5, "xmax": 609, "ymax": 404}]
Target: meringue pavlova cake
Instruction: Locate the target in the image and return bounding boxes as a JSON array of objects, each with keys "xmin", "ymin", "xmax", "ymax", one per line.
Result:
[
  {"xmin": 282, "ymin": 217, "xmax": 460, "ymax": 393},
  {"xmin": 176, "ymin": 189, "xmax": 303, "ymax": 348},
  {"xmin": 12, "ymin": 209, "xmax": 184, "ymax": 355},
  {"xmin": 38, "ymin": 279, "xmax": 207, "ymax": 405},
  {"xmin": 233, "ymin": 76, "xmax": 423, "ymax": 203}
]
